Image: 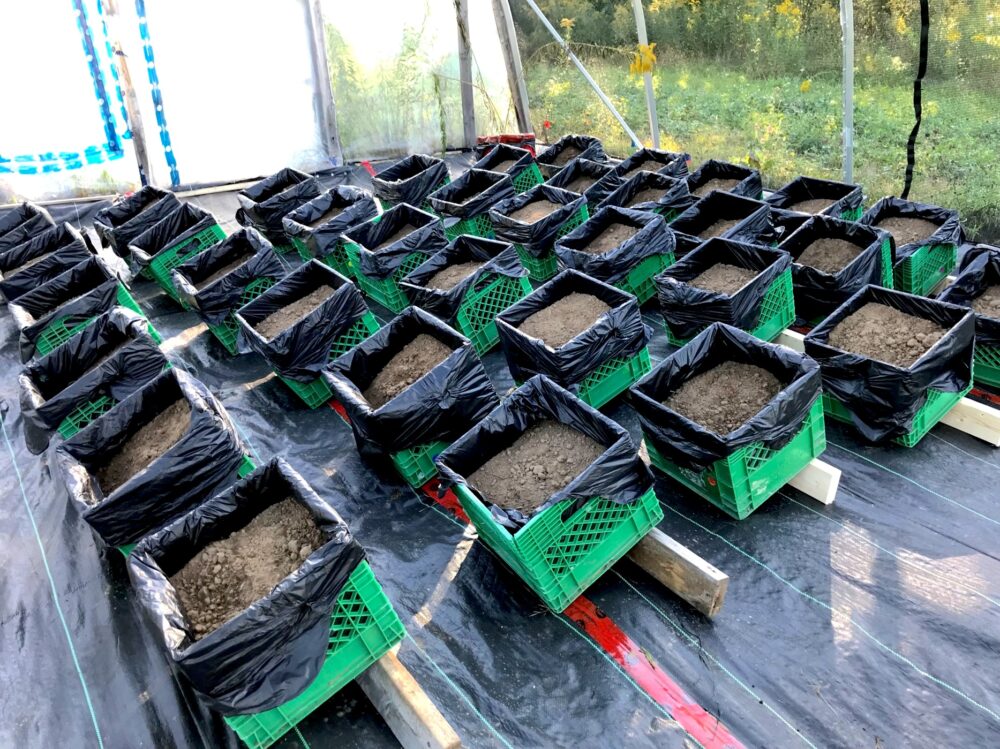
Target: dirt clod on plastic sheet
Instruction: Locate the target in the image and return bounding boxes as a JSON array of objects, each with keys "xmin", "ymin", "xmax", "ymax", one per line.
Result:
[{"xmin": 2, "ymin": 158, "xmax": 1000, "ymax": 749}]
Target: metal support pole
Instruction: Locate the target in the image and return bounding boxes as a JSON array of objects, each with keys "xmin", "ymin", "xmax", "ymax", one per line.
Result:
[
  {"xmin": 522, "ymin": 0, "xmax": 641, "ymax": 148},
  {"xmin": 492, "ymin": 0, "xmax": 532, "ymax": 133},
  {"xmin": 306, "ymin": 0, "xmax": 343, "ymax": 164},
  {"xmin": 455, "ymin": 0, "xmax": 477, "ymax": 150},
  {"xmin": 632, "ymin": 0, "xmax": 659, "ymax": 148},
  {"xmin": 103, "ymin": 0, "xmax": 151, "ymax": 186},
  {"xmin": 840, "ymin": 0, "xmax": 855, "ymax": 183}
]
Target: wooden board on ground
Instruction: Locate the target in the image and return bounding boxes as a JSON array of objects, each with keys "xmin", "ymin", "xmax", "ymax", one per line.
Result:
[
  {"xmin": 356, "ymin": 648, "xmax": 463, "ymax": 749},
  {"xmin": 787, "ymin": 458, "xmax": 841, "ymax": 504}
]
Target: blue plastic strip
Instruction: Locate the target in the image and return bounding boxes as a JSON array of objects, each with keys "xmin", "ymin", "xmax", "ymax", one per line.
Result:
[
  {"xmin": 135, "ymin": 0, "xmax": 180, "ymax": 186},
  {"xmin": 73, "ymin": 0, "xmax": 122, "ymax": 157}
]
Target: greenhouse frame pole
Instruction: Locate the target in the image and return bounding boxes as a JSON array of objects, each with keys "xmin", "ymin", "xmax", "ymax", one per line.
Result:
[
  {"xmin": 455, "ymin": 0, "xmax": 477, "ymax": 149},
  {"xmin": 307, "ymin": 0, "xmax": 344, "ymax": 164},
  {"xmin": 521, "ymin": 0, "xmax": 641, "ymax": 148},
  {"xmin": 632, "ymin": 0, "xmax": 659, "ymax": 148},
  {"xmin": 492, "ymin": 0, "xmax": 532, "ymax": 133},
  {"xmin": 840, "ymin": 0, "xmax": 855, "ymax": 183}
]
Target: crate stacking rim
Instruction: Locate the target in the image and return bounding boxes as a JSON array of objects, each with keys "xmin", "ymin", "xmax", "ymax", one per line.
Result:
[
  {"xmin": 343, "ymin": 239, "xmax": 425, "ymax": 314},
  {"xmin": 823, "ymin": 383, "xmax": 972, "ymax": 448},
  {"xmin": 455, "ymin": 482, "xmax": 663, "ymax": 612},
  {"xmin": 455, "ymin": 272, "xmax": 533, "ymax": 355},
  {"xmin": 390, "ymin": 439, "xmax": 451, "ymax": 488},
  {"xmin": 35, "ymin": 284, "xmax": 161, "ymax": 357},
  {"xmin": 646, "ymin": 398, "xmax": 826, "ymax": 520},
  {"xmin": 225, "ymin": 560, "xmax": 406, "ymax": 749},
  {"xmin": 664, "ymin": 268, "xmax": 795, "ymax": 347},
  {"xmin": 513, "ymin": 203, "xmax": 590, "ymax": 282},
  {"xmin": 893, "ymin": 242, "xmax": 957, "ymax": 296},
  {"xmin": 277, "ymin": 311, "xmax": 381, "ymax": 409},
  {"xmin": 207, "ymin": 277, "xmax": 278, "ymax": 356},
  {"xmin": 613, "ymin": 251, "xmax": 675, "ymax": 305},
  {"xmin": 442, "ymin": 212, "xmax": 496, "ymax": 242},
  {"xmin": 148, "ymin": 223, "xmax": 226, "ymax": 301}
]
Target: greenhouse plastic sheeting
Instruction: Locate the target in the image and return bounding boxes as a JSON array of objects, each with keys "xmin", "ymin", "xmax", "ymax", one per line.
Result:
[{"xmin": 3, "ymin": 158, "xmax": 1000, "ymax": 748}]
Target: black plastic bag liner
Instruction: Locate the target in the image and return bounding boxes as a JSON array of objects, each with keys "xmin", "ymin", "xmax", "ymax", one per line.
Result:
[
  {"xmin": 545, "ymin": 158, "xmax": 622, "ymax": 206},
  {"xmin": 655, "ymin": 238, "xmax": 792, "ymax": 341},
  {"xmin": 435, "ymin": 374, "xmax": 653, "ymax": 530},
  {"xmin": 630, "ymin": 322, "xmax": 822, "ymax": 470},
  {"xmin": 172, "ymin": 228, "xmax": 286, "ymax": 331},
  {"xmin": 597, "ymin": 171, "xmax": 692, "ymax": 215},
  {"xmin": 804, "ymin": 285, "xmax": 974, "ymax": 442},
  {"xmin": 56, "ymin": 368, "xmax": 248, "ymax": 547},
  {"xmin": 536, "ymin": 135, "xmax": 606, "ymax": 178},
  {"xmin": 371, "ymin": 154, "xmax": 449, "ymax": 207},
  {"xmin": 93, "ymin": 186, "xmax": 181, "ymax": 256},
  {"xmin": 779, "ymin": 216, "xmax": 892, "ymax": 321},
  {"xmin": 427, "ymin": 169, "xmax": 515, "ymax": 225},
  {"xmin": 324, "ymin": 306, "xmax": 499, "ymax": 461},
  {"xmin": 9, "ymin": 257, "xmax": 117, "ymax": 362},
  {"xmin": 555, "ymin": 206, "xmax": 675, "ymax": 286},
  {"xmin": 613, "ymin": 148, "xmax": 690, "ymax": 179},
  {"xmin": 18, "ymin": 308, "xmax": 167, "ymax": 454},
  {"xmin": 489, "ymin": 184, "xmax": 587, "ymax": 258},
  {"xmin": 127, "ymin": 456, "xmax": 365, "ymax": 715},
  {"xmin": 281, "ymin": 186, "xmax": 379, "ymax": 260},
  {"xmin": 860, "ymin": 197, "xmax": 963, "ymax": 261},
  {"xmin": 669, "ymin": 190, "xmax": 771, "ymax": 247},
  {"xmin": 687, "ymin": 159, "xmax": 763, "ymax": 200},
  {"xmin": 237, "ymin": 168, "xmax": 322, "ymax": 238},
  {"xmin": 937, "ymin": 244, "xmax": 1000, "ymax": 348},
  {"xmin": 0, "ymin": 223, "xmax": 95, "ymax": 302},
  {"xmin": 765, "ymin": 175, "xmax": 863, "ymax": 217},
  {"xmin": 742, "ymin": 207, "xmax": 813, "ymax": 248},
  {"xmin": 497, "ymin": 269, "xmax": 649, "ymax": 390},
  {"xmin": 472, "ymin": 143, "xmax": 535, "ymax": 178},
  {"xmin": 0, "ymin": 202, "xmax": 55, "ymax": 255},
  {"xmin": 400, "ymin": 235, "xmax": 525, "ymax": 321},
  {"xmin": 235, "ymin": 260, "xmax": 368, "ymax": 381},
  {"xmin": 344, "ymin": 203, "xmax": 448, "ymax": 280},
  {"xmin": 129, "ymin": 203, "xmax": 217, "ymax": 270}
]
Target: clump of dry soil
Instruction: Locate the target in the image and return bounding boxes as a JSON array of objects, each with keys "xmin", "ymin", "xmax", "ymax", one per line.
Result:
[
  {"xmin": 426, "ymin": 261, "xmax": 484, "ymax": 290},
  {"xmin": 517, "ymin": 292, "xmax": 611, "ymax": 348},
  {"xmin": 828, "ymin": 302, "xmax": 947, "ymax": 368},
  {"xmin": 795, "ymin": 237, "xmax": 863, "ymax": 274},
  {"xmin": 362, "ymin": 334, "xmax": 453, "ymax": 408},
  {"xmin": 663, "ymin": 361, "xmax": 783, "ymax": 435},
  {"xmin": 689, "ymin": 263, "xmax": 758, "ymax": 295}
]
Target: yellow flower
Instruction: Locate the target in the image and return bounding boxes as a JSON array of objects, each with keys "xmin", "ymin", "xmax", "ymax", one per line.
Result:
[
  {"xmin": 630, "ymin": 42, "xmax": 657, "ymax": 78},
  {"xmin": 895, "ymin": 16, "xmax": 908, "ymax": 35},
  {"xmin": 800, "ymin": 79, "xmax": 812, "ymax": 93},
  {"xmin": 559, "ymin": 17, "xmax": 574, "ymax": 30}
]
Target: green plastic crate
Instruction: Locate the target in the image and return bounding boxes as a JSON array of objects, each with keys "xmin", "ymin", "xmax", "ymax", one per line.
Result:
[
  {"xmin": 207, "ymin": 277, "xmax": 278, "ymax": 355},
  {"xmin": 455, "ymin": 273, "xmax": 533, "ymax": 354},
  {"xmin": 344, "ymin": 242, "xmax": 424, "ymax": 313},
  {"xmin": 443, "ymin": 212, "xmax": 495, "ymax": 242},
  {"xmin": 665, "ymin": 268, "xmax": 795, "ymax": 347},
  {"xmin": 455, "ymin": 483, "xmax": 663, "ymax": 612},
  {"xmin": 614, "ymin": 252, "xmax": 675, "ymax": 304},
  {"xmin": 512, "ymin": 204, "xmax": 590, "ymax": 282},
  {"xmin": 277, "ymin": 312, "xmax": 380, "ymax": 408},
  {"xmin": 292, "ymin": 236, "xmax": 355, "ymax": 280},
  {"xmin": 878, "ymin": 235, "xmax": 894, "ymax": 288},
  {"xmin": 823, "ymin": 383, "xmax": 972, "ymax": 448},
  {"xmin": 390, "ymin": 440, "xmax": 450, "ymax": 488},
  {"xmin": 974, "ymin": 344, "xmax": 1000, "ymax": 390},
  {"xmin": 893, "ymin": 243, "xmax": 957, "ymax": 296},
  {"xmin": 291, "ymin": 236, "xmax": 312, "ymax": 262},
  {"xmin": 34, "ymin": 284, "xmax": 160, "ymax": 357},
  {"xmin": 577, "ymin": 347, "xmax": 652, "ymax": 409},
  {"xmin": 148, "ymin": 223, "xmax": 226, "ymax": 301},
  {"xmin": 56, "ymin": 394, "xmax": 117, "ymax": 440},
  {"xmin": 225, "ymin": 560, "xmax": 405, "ymax": 749},
  {"xmin": 511, "ymin": 162, "xmax": 544, "ymax": 193},
  {"xmin": 646, "ymin": 398, "xmax": 826, "ymax": 519}
]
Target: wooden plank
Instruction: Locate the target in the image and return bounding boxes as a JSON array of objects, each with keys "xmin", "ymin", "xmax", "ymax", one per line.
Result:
[
  {"xmin": 491, "ymin": 0, "xmax": 532, "ymax": 133},
  {"xmin": 103, "ymin": 0, "xmax": 152, "ymax": 186},
  {"xmin": 455, "ymin": 0, "xmax": 477, "ymax": 150},
  {"xmin": 788, "ymin": 459, "xmax": 841, "ymax": 505},
  {"xmin": 775, "ymin": 328, "xmax": 806, "ymax": 353},
  {"xmin": 940, "ymin": 397, "xmax": 1000, "ymax": 447},
  {"xmin": 626, "ymin": 528, "xmax": 729, "ymax": 619},
  {"xmin": 357, "ymin": 650, "xmax": 463, "ymax": 749}
]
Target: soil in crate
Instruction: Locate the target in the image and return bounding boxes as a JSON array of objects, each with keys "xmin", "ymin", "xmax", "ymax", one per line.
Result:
[
  {"xmin": 663, "ymin": 361, "xmax": 782, "ymax": 435},
  {"xmin": 508, "ymin": 199, "xmax": 561, "ymax": 223},
  {"xmin": 692, "ymin": 178, "xmax": 741, "ymax": 197},
  {"xmin": 550, "ymin": 145, "xmax": 582, "ymax": 166},
  {"xmin": 625, "ymin": 187, "xmax": 670, "ymax": 208},
  {"xmin": 306, "ymin": 204, "xmax": 348, "ymax": 228},
  {"xmin": 795, "ymin": 237, "xmax": 862, "ymax": 274},
  {"xmin": 196, "ymin": 257, "xmax": 250, "ymax": 290},
  {"xmin": 972, "ymin": 285, "xmax": 1000, "ymax": 317},
  {"xmin": 690, "ymin": 263, "xmax": 758, "ymax": 295},
  {"xmin": 490, "ymin": 158, "xmax": 518, "ymax": 173},
  {"xmin": 700, "ymin": 217, "xmax": 741, "ymax": 239},
  {"xmin": 169, "ymin": 498, "xmax": 324, "ymax": 640},
  {"xmin": 362, "ymin": 334, "xmax": 453, "ymax": 408},
  {"xmin": 254, "ymin": 285, "xmax": 334, "ymax": 340},
  {"xmin": 373, "ymin": 224, "xmax": 419, "ymax": 251},
  {"xmin": 562, "ymin": 174, "xmax": 600, "ymax": 193},
  {"xmin": 872, "ymin": 216, "xmax": 941, "ymax": 246},
  {"xmin": 582, "ymin": 222, "xmax": 640, "ymax": 254},
  {"xmin": 786, "ymin": 197, "xmax": 836, "ymax": 214},
  {"xmin": 828, "ymin": 303, "xmax": 947, "ymax": 368},
  {"xmin": 427, "ymin": 260, "xmax": 485, "ymax": 290},
  {"xmin": 94, "ymin": 399, "xmax": 191, "ymax": 497},
  {"xmin": 518, "ymin": 292, "xmax": 611, "ymax": 348},
  {"xmin": 468, "ymin": 421, "xmax": 605, "ymax": 513}
]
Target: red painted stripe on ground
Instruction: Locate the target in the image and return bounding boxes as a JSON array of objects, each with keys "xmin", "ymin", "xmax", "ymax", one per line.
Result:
[{"xmin": 564, "ymin": 596, "xmax": 744, "ymax": 749}]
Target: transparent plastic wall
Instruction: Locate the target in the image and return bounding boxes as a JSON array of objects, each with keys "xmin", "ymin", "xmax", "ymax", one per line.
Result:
[{"xmin": 323, "ymin": 0, "xmax": 515, "ymax": 160}]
